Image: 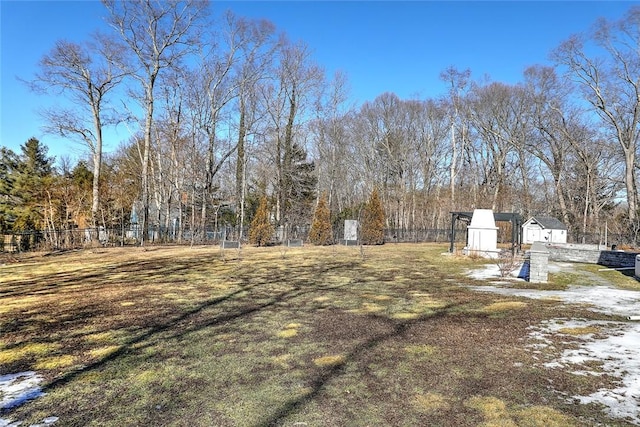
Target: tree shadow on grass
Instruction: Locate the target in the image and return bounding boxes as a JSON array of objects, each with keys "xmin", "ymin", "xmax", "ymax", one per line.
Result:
[
  {"xmin": 4, "ymin": 247, "xmax": 475, "ymax": 425},
  {"xmin": 0, "ymin": 253, "xmax": 215, "ymax": 299},
  {"xmin": 37, "ymin": 259, "xmax": 363, "ymax": 395},
  {"xmin": 260, "ymin": 305, "xmax": 457, "ymax": 426},
  {"xmin": 0, "ymin": 253, "xmax": 227, "ymax": 361}
]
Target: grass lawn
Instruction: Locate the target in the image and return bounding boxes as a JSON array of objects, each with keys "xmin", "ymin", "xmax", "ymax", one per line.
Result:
[{"xmin": 0, "ymin": 243, "xmax": 633, "ymax": 426}]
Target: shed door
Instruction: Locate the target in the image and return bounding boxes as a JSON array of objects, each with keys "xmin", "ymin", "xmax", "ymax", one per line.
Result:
[{"xmin": 525, "ymin": 226, "xmax": 541, "ymax": 243}]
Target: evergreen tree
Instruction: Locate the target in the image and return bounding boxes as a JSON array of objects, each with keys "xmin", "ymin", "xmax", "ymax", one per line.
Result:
[
  {"xmin": 11, "ymin": 138, "xmax": 55, "ymax": 231},
  {"xmin": 67, "ymin": 161, "xmax": 94, "ymax": 228},
  {"xmin": 308, "ymin": 192, "xmax": 333, "ymax": 245},
  {"xmin": 0, "ymin": 139, "xmax": 55, "ymax": 232},
  {"xmin": 249, "ymin": 196, "xmax": 274, "ymax": 246},
  {"xmin": 0, "ymin": 148, "xmax": 19, "ymax": 232},
  {"xmin": 360, "ymin": 188, "xmax": 385, "ymax": 245},
  {"xmin": 21, "ymin": 138, "xmax": 53, "ymax": 177},
  {"xmin": 282, "ymin": 143, "xmax": 318, "ymax": 233}
]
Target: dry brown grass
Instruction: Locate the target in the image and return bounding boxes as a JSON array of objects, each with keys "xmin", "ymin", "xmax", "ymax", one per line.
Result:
[
  {"xmin": 482, "ymin": 301, "xmax": 528, "ymax": 313},
  {"xmin": 312, "ymin": 354, "xmax": 346, "ymax": 367},
  {"xmin": 558, "ymin": 326, "xmax": 601, "ymax": 336},
  {"xmin": 413, "ymin": 392, "xmax": 450, "ymax": 413},
  {"xmin": 0, "ymin": 244, "xmax": 628, "ymax": 426}
]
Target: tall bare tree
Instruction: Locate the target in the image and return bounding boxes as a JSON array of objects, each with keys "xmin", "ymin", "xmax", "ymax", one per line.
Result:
[
  {"xmin": 553, "ymin": 6, "xmax": 640, "ymax": 236},
  {"xmin": 312, "ymin": 70, "xmax": 353, "ymax": 215},
  {"xmin": 192, "ymin": 12, "xmax": 243, "ymax": 235},
  {"xmin": 232, "ymin": 17, "xmax": 278, "ymax": 219},
  {"xmin": 151, "ymin": 72, "xmax": 188, "ymax": 240},
  {"xmin": 440, "ymin": 66, "xmax": 471, "ymax": 209},
  {"xmin": 467, "ymin": 82, "xmax": 528, "ymax": 212},
  {"xmin": 263, "ymin": 38, "xmax": 323, "ymax": 235},
  {"xmin": 523, "ymin": 65, "xmax": 574, "ymax": 223},
  {"xmin": 103, "ymin": 0, "xmax": 208, "ymax": 244},
  {"xmin": 412, "ymin": 98, "xmax": 450, "ymax": 229},
  {"xmin": 30, "ymin": 34, "xmax": 126, "ymax": 240}
]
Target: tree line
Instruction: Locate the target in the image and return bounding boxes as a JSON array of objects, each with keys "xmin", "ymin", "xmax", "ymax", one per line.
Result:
[{"xmin": 2, "ymin": 2, "xmax": 640, "ymax": 246}]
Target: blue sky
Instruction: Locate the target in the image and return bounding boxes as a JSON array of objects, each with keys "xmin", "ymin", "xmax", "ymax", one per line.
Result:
[{"xmin": 0, "ymin": 1, "xmax": 635, "ymax": 163}]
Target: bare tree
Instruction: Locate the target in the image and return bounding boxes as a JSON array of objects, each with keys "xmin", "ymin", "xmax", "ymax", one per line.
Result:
[
  {"xmin": 263, "ymin": 38, "xmax": 323, "ymax": 236},
  {"xmin": 193, "ymin": 12, "xmax": 243, "ymax": 236},
  {"xmin": 552, "ymin": 7, "xmax": 640, "ymax": 237},
  {"xmin": 232, "ymin": 17, "xmax": 278, "ymax": 227},
  {"xmin": 103, "ymin": 0, "xmax": 208, "ymax": 245},
  {"xmin": 312, "ymin": 70, "xmax": 353, "ymax": 216},
  {"xmin": 523, "ymin": 65, "xmax": 574, "ymax": 223},
  {"xmin": 30, "ymin": 34, "xmax": 126, "ymax": 241},
  {"xmin": 412, "ymin": 98, "xmax": 450, "ymax": 229},
  {"xmin": 151, "ymin": 71, "xmax": 190, "ymax": 240},
  {"xmin": 466, "ymin": 82, "xmax": 528, "ymax": 212},
  {"xmin": 440, "ymin": 66, "xmax": 471, "ymax": 209},
  {"xmin": 350, "ymin": 93, "xmax": 452, "ymax": 232}
]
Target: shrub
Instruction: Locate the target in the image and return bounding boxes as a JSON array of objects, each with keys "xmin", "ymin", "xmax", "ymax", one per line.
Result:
[
  {"xmin": 249, "ymin": 196, "xmax": 274, "ymax": 246},
  {"xmin": 360, "ymin": 188, "xmax": 385, "ymax": 245},
  {"xmin": 308, "ymin": 193, "xmax": 333, "ymax": 245}
]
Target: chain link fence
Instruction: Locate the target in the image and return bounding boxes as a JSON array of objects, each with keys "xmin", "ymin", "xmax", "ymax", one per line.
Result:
[
  {"xmin": 2, "ymin": 226, "xmax": 462, "ymax": 253},
  {"xmin": 2, "ymin": 226, "xmax": 628, "ymax": 253}
]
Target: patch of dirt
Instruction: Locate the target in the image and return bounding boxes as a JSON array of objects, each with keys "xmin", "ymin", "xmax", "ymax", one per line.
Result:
[{"xmin": 312, "ymin": 309, "xmax": 395, "ymax": 342}]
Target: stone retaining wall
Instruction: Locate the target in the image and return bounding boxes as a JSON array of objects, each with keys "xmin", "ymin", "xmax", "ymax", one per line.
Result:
[
  {"xmin": 527, "ymin": 243, "xmax": 639, "ymax": 283},
  {"xmin": 545, "ymin": 244, "xmax": 639, "ymax": 267}
]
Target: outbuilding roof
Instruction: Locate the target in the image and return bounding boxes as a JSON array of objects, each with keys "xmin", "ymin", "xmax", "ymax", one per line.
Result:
[{"xmin": 526, "ymin": 216, "xmax": 567, "ymax": 230}]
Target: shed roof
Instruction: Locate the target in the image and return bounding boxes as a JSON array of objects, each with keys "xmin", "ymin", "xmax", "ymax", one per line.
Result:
[
  {"xmin": 451, "ymin": 211, "xmax": 523, "ymax": 224},
  {"xmin": 526, "ymin": 216, "xmax": 567, "ymax": 230}
]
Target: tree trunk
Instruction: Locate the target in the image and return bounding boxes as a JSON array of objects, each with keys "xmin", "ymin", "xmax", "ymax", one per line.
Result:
[
  {"xmin": 236, "ymin": 97, "xmax": 246, "ymax": 202},
  {"xmin": 623, "ymin": 148, "xmax": 638, "ymax": 224},
  {"xmin": 140, "ymin": 84, "xmax": 154, "ymax": 246},
  {"xmin": 91, "ymin": 113, "xmax": 103, "ymax": 244}
]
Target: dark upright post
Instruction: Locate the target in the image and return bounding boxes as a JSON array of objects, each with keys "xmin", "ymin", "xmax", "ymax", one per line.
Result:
[{"xmin": 449, "ymin": 213, "xmax": 456, "ymax": 253}]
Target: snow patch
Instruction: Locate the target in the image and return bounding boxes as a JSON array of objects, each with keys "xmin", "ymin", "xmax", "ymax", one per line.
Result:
[
  {"xmin": 0, "ymin": 372, "xmax": 58, "ymax": 426},
  {"xmin": 467, "ymin": 263, "xmax": 525, "ymax": 281},
  {"xmin": 467, "ymin": 263, "xmax": 640, "ymax": 424},
  {"xmin": 0, "ymin": 372, "xmax": 44, "ymax": 411},
  {"xmin": 0, "ymin": 416, "xmax": 58, "ymax": 427},
  {"xmin": 529, "ymin": 319, "xmax": 640, "ymax": 425},
  {"xmin": 469, "ymin": 283, "xmax": 640, "ymax": 317}
]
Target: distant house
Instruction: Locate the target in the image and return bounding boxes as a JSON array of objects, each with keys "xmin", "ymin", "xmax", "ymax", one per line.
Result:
[{"xmin": 522, "ymin": 216, "xmax": 567, "ymax": 244}]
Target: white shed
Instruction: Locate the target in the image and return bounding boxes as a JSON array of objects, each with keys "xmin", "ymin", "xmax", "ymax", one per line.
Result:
[{"xmin": 522, "ymin": 216, "xmax": 567, "ymax": 244}]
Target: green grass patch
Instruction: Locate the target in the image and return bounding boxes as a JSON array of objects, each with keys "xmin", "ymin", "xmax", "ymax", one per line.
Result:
[
  {"xmin": 546, "ymin": 272, "xmax": 582, "ymax": 289},
  {"xmin": 86, "ymin": 345, "xmax": 122, "ymax": 359},
  {"xmin": 464, "ymin": 395, "xmax": 513, "ymax": 423},
  {"xmin": 0, "ymin": 342, "xmax": 60, "ymax": 365},
  {"xmin": 513, "ymin": 405, "xmax": 578, "ymax": 427},
  {"xmin": 277, "ymin": 328, "xmax": 298, "ymax": 338},
  {"xmin": 404, "ymin": 344, "xmax": 438, "ymax": 359},
  {"xmin": 34, "ymin": 354, "xmax": 76, "ymax": 370},
  {"xmin": 580, "ymin": 263, "xmax": 640, "ymax": 290}
]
